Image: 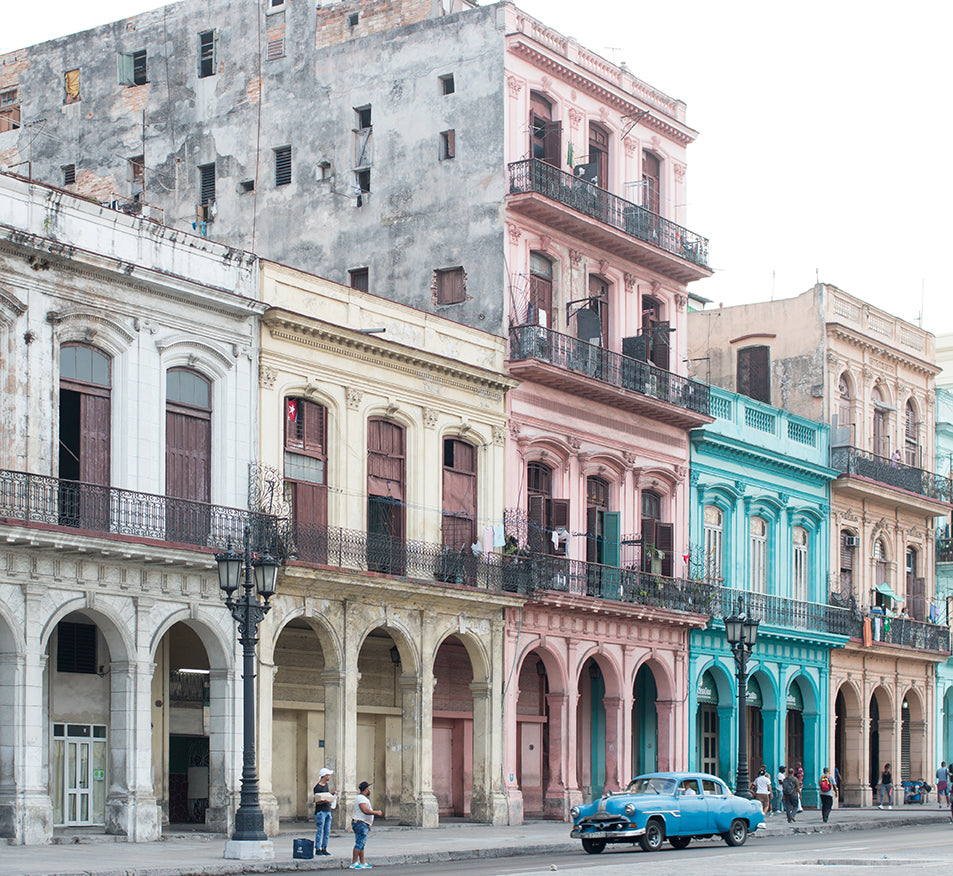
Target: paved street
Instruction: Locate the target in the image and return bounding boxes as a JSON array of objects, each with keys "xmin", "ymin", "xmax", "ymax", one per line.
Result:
[{"xmin": 2, "ymin": 806, "xmax": 952, "ymax": 876}]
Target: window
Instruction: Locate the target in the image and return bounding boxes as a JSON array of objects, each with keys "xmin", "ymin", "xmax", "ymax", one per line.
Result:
[
  {"xmin": 354, "ymin": 106, "xmax": 372, "ymax": 168},
  {"xmin": 347, "ymin": 11, "xmax": 359, "ymax": 26},
  {"xmin": 528, "ymin": 251, "xmax": 553, "ymax": 328},
  {"xmin": 166, "ymin": 369, "xmax": 211, "ymax": 542},
  {"xmin": 118, "ymin": 50, "xmax": 148, "ymax": 86},
  {"xmin": 641, "ymin": 296, "xmax": 670, "ymax": 371},
  {"xmin": 530, "ymin": 92, "xmax": 560, "ymax": 166},
  {"xmin": 56, "ymin": 622, "xmax": 97, "ymax": 674},
  {"xmin": 703, "ymin": 505, "xmax": 724, "ymax": 583},
  {"xmin": 839, "ymin": 530, "xmax": 855, "ymax": 596},
  {"xmin": 317, "ymin": 160, "xmax": 332, "ymax": 181},
  {"xmin": 872, "ymin": 386, "xmax": 888, "ymax": 457},
  {"xmin": 0, "ymin": 89, "xmax": 20, "ymax": 132},
  {"xmin": 581, "ymin": 275, "xmax": 608, "ymax": 347},
  {"xmin": 266, "ymin": 36, "xmax": 285, "ymax": 60},
  {"xmin": 588, "ymin": 123, "xmax": 609, "ymax": 188},
  {"xmin": 440, "ymin": 73, "xmax": 455, "ymax": 95},
  {"xmin": 873, "ymin": 537, "xmax": 889, "ymax": 609},
  {"xmin": 435, "ymin": 267, "xmax": 465, "ymax": 306},
  {"xmin": 274, "ymin": 145, "xmax": 292, "ymax": 186},
  {"xmin": 199, "ymin": 31, "xmax": 216, "ymax": 78},
  {"xmin": 642, "ymin": 150, "xmax": 661, "ymax": 213},
  {"xmin": 527, "ymin": 461, "xmax": 569, "ymax": 556},
  {"xmin": 737, "ymin": 345, "xmax": 770, "ymax": 403},
  {"xmin": 64, "ymin": 69, "xmax": 81, "ymax": 104},
  {"xmin": 356, "ymin": 106, "xmax": 372, "ymax": 130},
  {"xmin": 63, "ymin": 164, "xmax": 76, "ymax": 186},
  {"xmin": 284, "ymin": 397, "xmax": 328, "ymax": 560},
  {"xmin": 129, "ymin": 155, "xmax": 144, "ymax": 200},
  {"xmin": 355, "ymin": 169, "xmax": 370, "ymax": 205},
  {"xmin": 904, "ymin": 400, "xmax": 918, "ymax": 466},
  {"xmin": 349, "ymin": 268, "xmax": 368, "ymax": 292},
  {"xmin": 240, "ymin": 179, "xmax": 255, "ymax": 193},
  {"xmin": 792, "ymin": 526, "xmax": 808, "ymax": 602},
  {"xmin": 442, "ymin": 438, "xmax": 477, "ymax": 549},
  {"xmin": 749, "ymin": 516, "xmax": 767, "ymax": 594},
  {"xmin": 836, "ymin": 373, "xmax": 851, "ymax": 444},
  {"xmin": 440, "ymin": 129, "xmax": 455, "ymax": 160},
  {"xmin": 198, "ymin": 163, "xmax": 216, "ymax": 205},
  {"xmin": 367, "ymin": 419, "xmax": 406, "ymax": 574},
  {"xmin": 586, "ymin": 476, "xmax": 619, "ymax": 567},
  {"xmin": 641, "ymin": 490, "xmax": 673, "ymax": 577},
  {"xmin": 906, "ymin": 546, "xmax": 925, "ymax": 620}
]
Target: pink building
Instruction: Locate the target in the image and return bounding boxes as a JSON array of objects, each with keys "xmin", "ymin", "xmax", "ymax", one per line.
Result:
[{"xmin": 500, "ymin": 9, "xmax": 713, "ymax": 822}]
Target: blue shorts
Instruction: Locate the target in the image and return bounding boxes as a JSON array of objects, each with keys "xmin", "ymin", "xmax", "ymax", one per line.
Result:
[{"xmin": 352, "ymin": 819, "xmax": 370, "ymax": 850}]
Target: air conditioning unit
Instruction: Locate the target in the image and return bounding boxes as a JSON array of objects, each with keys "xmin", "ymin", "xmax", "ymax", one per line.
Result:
[{"xmin": 844, "ymin": 536, "xmax": 860, "ymax": 548}]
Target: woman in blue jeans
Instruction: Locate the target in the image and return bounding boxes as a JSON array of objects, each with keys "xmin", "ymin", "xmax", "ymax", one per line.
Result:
[{"xmin": 351, "ymin": 781, "xmax": 383, "ymax": 870}]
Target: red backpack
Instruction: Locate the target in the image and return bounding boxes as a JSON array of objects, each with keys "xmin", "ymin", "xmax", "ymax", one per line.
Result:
[{"xmin": 819, "ymin": 775, "xmax": 831, "ymax": 792}]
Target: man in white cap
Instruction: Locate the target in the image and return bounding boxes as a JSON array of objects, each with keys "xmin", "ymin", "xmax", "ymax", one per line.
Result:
[{"xmin": 312, "ymin": 767, "xmax": 337, "ymax": 856}]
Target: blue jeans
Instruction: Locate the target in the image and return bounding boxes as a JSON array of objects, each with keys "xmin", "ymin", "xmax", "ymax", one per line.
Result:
[
  {"xmin": 352, "ymin": 819, "xmax": 370, "ymax": 851},
  {"xmin": 314, "ymin": 810, "xmax": 331, "ymax": 851}
]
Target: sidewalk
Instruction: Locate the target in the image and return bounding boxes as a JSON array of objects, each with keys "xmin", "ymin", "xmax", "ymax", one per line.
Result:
[{"xmin": 3, "ymin": 806, "xmax": 950, "ymax": 876}]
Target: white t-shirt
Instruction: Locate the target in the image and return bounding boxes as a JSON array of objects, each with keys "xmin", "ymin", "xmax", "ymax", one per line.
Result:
[
  {"xmin": 353, "ymin": 793, "xmax": 374, "ymax": 825},
  {"xmin": 753, "ymin": 774, "xmax": 771, "ymax": 795}
]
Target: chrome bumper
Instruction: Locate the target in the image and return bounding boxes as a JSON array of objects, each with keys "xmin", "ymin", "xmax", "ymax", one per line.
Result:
[{"xmin": 571, "ymin": 826, "xmax": 644, "ymax": 840}]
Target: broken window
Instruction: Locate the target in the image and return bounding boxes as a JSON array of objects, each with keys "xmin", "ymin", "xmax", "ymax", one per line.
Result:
[
  {"xmin": 354, "ymin": 169, "xmax": 370, "ymax": 206},
  {"xmin": 165, "ymin": 368, "xmax": 211, "ymax": 543},
  {"xmin": 737, "ymin": 345, "xmax": 770, "ymax": 404},
  {"xmin": 64, "ymin": 69, "xmax": 81, "ymax": 104},
  {"xmin": 367, "ymin": 418, "xmax": 406, "ymax": 574},
  {"xmin": 442, "ymin": 437, "xmax": 477, "ymax": 549},
  {"xmin": 63, "ymin": 164, "xmax": 76, "ymax": 186},
  {"xmin": 274, "ymin": 145, "xmax": 292, "ymax": 185},
  {"xmin": 0, "ymin": 89, "xmax": 21, "ymax": 132},
  {"xmin": 435, "ymin": 267, "xmax": 465, "ymax": 306},
  {"xmin": 354, "ymin": 106, "xmax": 372, "ymax": 167},
  {"xmin": 118, "ymin": 50, "xmax": 148, "ymax": 86},
  {"xmin": 349, "ymin": 267, "xmax": 368, "ymax": 291},
  {"xmin": 440, "ymin": 129, "xmax": 455, "ymax": 160},
  {"xmin": 285, "ymin": 397, "xmax": 329, "ymax": 562},
  {"xmin": 199, "ymin": 31, "xmax": 216, "ymax": 78},
  {"xmin": 440, "ymin": 73, "xmax": 455, "ymax": 95}
]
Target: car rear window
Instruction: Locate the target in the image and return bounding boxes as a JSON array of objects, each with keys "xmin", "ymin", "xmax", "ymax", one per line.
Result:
[{"xmin": 702, "ymin": 779, "xmax": 725, "ymax": 795}]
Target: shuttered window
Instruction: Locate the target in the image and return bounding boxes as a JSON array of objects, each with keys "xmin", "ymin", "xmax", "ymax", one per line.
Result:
[
  {"xmin": 436, "ymin": 267, "xmax": 465, "ymax": 306},
  {"xmin": 530, "ymin": 92, "xmax": 561, "ymax": 167},
  {"xmin": 749, "ymin": 516, "xmax": 768, "ymax": 594},
  {"xmin": 275, "ymin": 145, "xmax": 292, "ymax": 186},
  {"xmin": 198, "ymin": 163, "xmax": 216, "ymax": 205},
  {"xmin": 589, "ymin": 123, "xmax": 608, "ymax": 188},
  {"xmin": 641, "ymin": 490, "xmax": 672, "ymax": 577},
  {"xmin": 367, "ymin": 419, "xmax": 405, "ymax": 573},
  {"xmin": 0, "ymin": 89, "xmax": 20, "ymax": 131},
  {"xmin": 199, "ymin": 31, "xmax": 215, "ymax": 78},
  {"xmin": 904, "ymin": 401, "xmax": 918, "ymax": 466},
  {"xmin": 792, "ymin": 526, "xmax": 808, "ymax": 602},
  {"xmin": 119, "ymin": 50, "xmax": 148, "ymax": 86},
  {"xmin": 737, "ymin": 345, "xmax": 770, "ymax": 403},
  {"xmin": 349, "ymin": 268, "xmax": 369, "ymax": 291},
  {"xmin": 56, "ymin": 622, "xmax": 97, "ymax": 674},
  {"xmin": 642, "ymin": 151, "xmax": 661, "ymax": 213},
  {"xmin": 527, "ymin": 462, "xmax": 569, "ymax": 556},
  {"xmin": 442, "ymin": 438, "xmax": 477, "ymax": 549},
  {"xmin": 642, "ymin": 297, "xmax": 669, "ymax": 371},
  {"xmin": 703, "ymin": 505, "xmax": 724, "ymax": 583},
  {"xmin": 166, "ymin": 369, "xmax": 211, "ymax": 543},
  {"xmin": 529, "ymin": 252, "xmax": 553, "ymax": 328}
]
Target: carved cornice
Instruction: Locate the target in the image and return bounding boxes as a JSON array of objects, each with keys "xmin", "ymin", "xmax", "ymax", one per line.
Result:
[{"xmin": 827, "ymin": 324, "xmax": 940, "ymax": 377}]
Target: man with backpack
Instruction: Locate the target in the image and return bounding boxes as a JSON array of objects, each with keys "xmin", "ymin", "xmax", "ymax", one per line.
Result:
[
  {"xmin": 819, "ymin": 766, "xmax": 835, "ymax": 822},
  {"xmin": 782, "ymin": 767, "xmax": 800, "ymax": 823}
]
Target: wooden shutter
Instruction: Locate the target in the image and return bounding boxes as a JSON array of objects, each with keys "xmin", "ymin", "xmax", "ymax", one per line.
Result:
[
  {"xmin": 528, "ymin": 494, "xmax": 546, "ymax": 553},
  {"xmin": 603, "ymin": 511, "xmax": 621, "ymax": 568},
  {"xmin": 530, "ymin": 275, "xmax": 552, "ymax": 328},
  {"xmin": 652, "ymin": 320, "xmax": 670, "ymax": 371},
  {"xmin": 293, "ymin": 481, "xmax": 328, "ymax": 529},
  {"xmin": 910, "ymin": 576, "xmax": 926, "ymax": 621},
  {"xmin": 442, "ymin": 439, "xmax": 477, "ymax": 549},
  {"xmin": 543, "ymin": 120, "xmax": 562, "ymax": 167},
  {"xmin": 641, "ymin": 518, "xmax": 657, "ymax": 573},
  {"xmin": 166, "ymin": 411, "xmax": 210, "ymax": 502},
  {"xmin": 550, "ymin": 499, "xmax": 569, "ymax": 556},
  {"xmin": 80, "ymin": 394, "xmax": 111, "ymax": 486},
  {"xmin": 642, "ymin": 151, "xmax": 660, "ymax": 213},
  {"xmin": 586, "ymin": 507, "xmax": 599, "ymax": 564},
  {"xmin": 656, "ymin": 522, "xmax": 674, "ymax": 577},
  {"xmin": 368, "ymin": 419, "xmax": 405, "ymax": 499}
]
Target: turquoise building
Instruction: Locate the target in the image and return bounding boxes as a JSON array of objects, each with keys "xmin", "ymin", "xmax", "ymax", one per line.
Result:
[{"xmin": 688, "ymin": 388, "xmax": 848, "ymax": 805}]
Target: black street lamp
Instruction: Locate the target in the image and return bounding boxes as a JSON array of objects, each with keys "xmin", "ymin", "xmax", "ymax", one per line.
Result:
[
  {"xmin": 216, "ymin": 525, "xmax": 280, "ymax": 851},
  {"xmin": 724, "ymin": 596, "xmax": 759, "ymax": 800}
]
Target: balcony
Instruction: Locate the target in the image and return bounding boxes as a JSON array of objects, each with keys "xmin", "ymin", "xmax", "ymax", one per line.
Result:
[
  {"xmin": 709, "ymin": 587, "xmax": 850, "ymax": 637},
  {"xmin": 508, "ymin": 324, "xmax": 711, "ymax": 428},
  {"xmin": 0, "ymin": 469, "xmax": 270, "ymax": 551},
  {"xmin": 830, "ymin": 447, "xmax": 953, "ymax": 505},
  {"xmin": 939, "ymin": 537, "xmax": 953, "ymax": 563},
  {"xmin": 852, "ymin": 611, "xmax": 950, "ymax": 653},
  {"xmin": 507, "ymin": 159, "xmax": 711, "ymax": 284}
]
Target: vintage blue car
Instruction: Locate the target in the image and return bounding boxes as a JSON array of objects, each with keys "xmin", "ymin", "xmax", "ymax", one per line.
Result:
[{"xmin": 570, "ymin": 772, "xmax": 764, "ymax": 854}]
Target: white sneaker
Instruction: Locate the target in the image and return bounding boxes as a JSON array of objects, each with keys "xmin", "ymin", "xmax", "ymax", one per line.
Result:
[
  {"xmin": 878, "ymin": 804, "xmax": 883, "ymax": 809},
  {"xmin": 888, "ymin": 805, "xmax": 892, "ymax": 809}
]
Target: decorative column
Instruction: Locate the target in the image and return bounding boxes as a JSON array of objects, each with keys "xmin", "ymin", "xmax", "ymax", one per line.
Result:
[
  {"xmin": 255, "ymin": 657, "xmax": 279, "ymax": 836},
  {"xmin": 543, "ymin": 692, "xmax": 569, "ymax": 820},
  {"xmin": 564, "ymin": 684, "xmax": 583, "ymax": 810},
  {"xmin": 206, "ymin": 668, "xmax": 234, "ymax": 834},
  {"xmin": 320, "ymin": 668, "xmax": 345, "ymax": 828},
  {"xmin": 655, "ymin": 699, "xmax": 677, "ymax": 772},
  {"xmin": 844, "ymin": 715, "xmax": 866, "ymax": 806},
  {"xmin": 399, "ymin": 674, "xmax": 438, "ymax": 827},
  {"xmin": 801, "ymin": 712, "xmax": 819, "ymax": 807},
  {"xmin": 603, "ymin": 696, "xmax": 622, "ymax": 792}
]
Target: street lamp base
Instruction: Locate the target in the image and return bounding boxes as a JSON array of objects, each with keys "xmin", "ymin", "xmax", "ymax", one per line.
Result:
[{"xmin": 224, "ymin": 839, "xmax": 275, "ymax": 860}]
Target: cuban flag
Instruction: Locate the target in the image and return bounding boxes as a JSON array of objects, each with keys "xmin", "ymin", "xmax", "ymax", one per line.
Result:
[{"xmin": 287, "ymin": 399, "xmax": 298, "ymax": 422}]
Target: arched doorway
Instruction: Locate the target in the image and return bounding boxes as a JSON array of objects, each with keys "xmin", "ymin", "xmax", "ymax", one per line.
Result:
[
  {"xmin": 785, "ymin": 680, "xmax": 805, "ymax": 774},
  {"xmin": 695, "ymin": 666, "xmax": 732, "ymax": 783},
  {"xmin": 0, "ymin": 614, "xmax": 22, "ymax": 839},
  {"xmin": 515, "ymin": 649, "xmax": 550, "ymax": 818},
  {"xmin": 432, "ymin": 635, "xmax": 474, "ymax": 819},
  {"xmin": 577, "ymin": 658, "xmax": 605, "ymax": 801},
  {"xmin": 834, "ymin": 682, "xmax": 863, "ymax": 804},
  {"xmin": 631, "ymin": 664, "xmax": 657, "ymax": 777},
  {"xmin": 869, "ymin": 687, "xmax": 893, "ymax": 795},
  {"xmin": 747, "ymin": 675, "xmax": 765, "ymax": 774}
]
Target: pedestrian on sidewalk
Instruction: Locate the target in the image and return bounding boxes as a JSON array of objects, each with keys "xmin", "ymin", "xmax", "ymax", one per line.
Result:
[
  {"xmin": 937, "ymin": 761, "xmax": 949, "ymax": 808},
  {"xmin": 819, "ymin": 767, "xmax": 835, "ymax": 823},
  {"xmin": 774, "ymin": 765, "xmax": 786, "ymax": 814},
  {"xmin": 878, "ymin": 763, "xmax": 893, "ymax": 809},
  {"xmin": 795, "ymin": 761, "xmax": 804, "ymax": 813},
  {"xmin": 752, "ymin": 766, "xmax": 771, "ymax": 816},
  {"xmin": 312, "ymin": 767, "xmax": 337, "ymax": 856},
  {"xmin": 782, "ymin": 768, "xmax": 799, "ymax": 823},
  {"xmin": 351, "ymin": 780, "xmax": 383, "ymax": 870}
]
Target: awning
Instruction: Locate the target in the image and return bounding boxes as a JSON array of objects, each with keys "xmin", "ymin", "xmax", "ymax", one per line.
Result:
[{"xmin": 874, "ymin": 582, "xmax": 905, "ymax": 603}]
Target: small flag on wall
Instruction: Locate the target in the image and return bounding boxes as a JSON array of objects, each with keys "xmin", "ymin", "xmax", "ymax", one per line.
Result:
[
  {"xmin": 287, "ymin": 399, "xmax": 298, "ymax": 422},
  {"xmin": 567, "ymin": 141, "xmax": 574, "ymax": 168}
]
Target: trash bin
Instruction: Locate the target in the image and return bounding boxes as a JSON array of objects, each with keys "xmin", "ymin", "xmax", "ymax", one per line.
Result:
[{"xmin": 293, "ymin": 838, "xmax": 314, "ymax": 859}]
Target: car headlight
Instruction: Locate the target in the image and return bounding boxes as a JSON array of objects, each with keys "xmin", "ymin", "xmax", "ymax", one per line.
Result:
[
  {"xmin": 624, "ymin": 803, "xmax": 636, "ymax": 816},
  {"xmin": 570, "ymin": 806, "xmax": 580, "ymax": 820}
]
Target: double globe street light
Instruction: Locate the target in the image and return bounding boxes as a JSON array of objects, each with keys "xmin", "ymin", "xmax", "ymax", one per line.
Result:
[
  {"xmin": 724, "ymin": 598, "xmax": 760, "ymax": 800},
  {"xmin": 215, "ymin": 525, "xmax": 280, "ymax": 859}
]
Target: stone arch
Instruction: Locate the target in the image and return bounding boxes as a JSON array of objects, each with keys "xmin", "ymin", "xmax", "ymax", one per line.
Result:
[
  {"xmin": 147, "ymin": 606, "xmax": 233, "ymax": 670},
  {"xmin": 0, "ymin": 601, "xmax": 25, "ymax": 655},
  {"xmin": 632, "ymin": 653, "xmax": 675, "ymax": 703},
  {"xmin": 156, "ymin": 338, "xmax": 234, "ymax": 378},
  {"xmin": 40, "ymin": 596, "xmax": 134, "ymax": 664},
  {"xmin": 513, "ymin": 636, "xmax": 568, "ymax": 696},
  {"xmin": 573, "ymin": 645, "xmax": 622, "ymax": 699},
  {"xmin": 265, "ymin": 601, "xmax": 343, "ymax": 671},
  {"xmin": 50, "ymin": 308, "xmax": 135, "ymax": 357},
  {"xmin": 431, "ymin": 627, "xmax": 490, "ymax": 686},
  {"xmin": 353, "ymin": 616, "xmax": 419, "ymax": 676}
]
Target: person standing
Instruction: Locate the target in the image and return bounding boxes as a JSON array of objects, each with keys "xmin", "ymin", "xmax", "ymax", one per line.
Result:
[
  {"xmin": 936, "ymin": 761, "xmax": 949, "ymax": 808},
  {"xmin": 878, "ymin": 763, "xmax": 893, "ymax": 809},
  {"xmin": 774, "ymin": 765, "xmax": 786, "ymax": 814},
  {"xmin": 782, "ymin": 767, "xmax": 800, "ymax": 823},
  {"xmin": 752, "ymin": 767, "xmax": 772, "ymax": 816},
  {"xmin": 350, "ymin": 780, "xmax": 382, "ymax": 870},
  {"xmin": 818, "ymin": 767, "xmax": 835, "ymax": 822},
  {"xmin": 312, "ymin": 767, "xmax": 337, "ymax": 856},
  {"xmin": 795, "ymin": 762, "xmax": 805, "ymax": 813}
]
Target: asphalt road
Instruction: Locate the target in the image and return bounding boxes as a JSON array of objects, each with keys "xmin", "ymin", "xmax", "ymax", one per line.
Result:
[{"xmin": 333, "ymin": 823, "xmax": 953, "ymax": 876}]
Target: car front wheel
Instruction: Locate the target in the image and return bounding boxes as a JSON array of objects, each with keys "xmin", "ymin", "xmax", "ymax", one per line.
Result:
[
  {"xmin": 724, "ymin": 818, "xmax": 748, "ymax": 847},
  {"xmin": 639, "ymin": 818, "xmax": 665, "ymax": 852},
  {"xmin": 581, "ymin": 839, "xmax": 606, "ymax": 855},
  {"xmin": 669, "ymin": 835, "xmax": 691, "ymax": 849}
]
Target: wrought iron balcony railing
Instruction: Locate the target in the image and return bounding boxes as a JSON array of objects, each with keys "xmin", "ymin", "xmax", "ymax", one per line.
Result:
[
  {"xmin": 0, "ymin": 469, "xmax": 276, "ymax": 552},
  {"xmin": 508, "ymin": 158, "xmax": 710, "ymax": 269},
  {"xmin": 708, "ymin": 586, "xmax": 851, "ymax": 637},
  {"xmin": 938, "ymin": 537, "xmax": 953, "ymax": 563},
  {"xmin": 851, "ymin": 612, "xmax": 951, "ymax": 653},
  {"xmin": 830, "ymin": 447, "xmax": 953, "ymax": 502},
  {"xmin": 509, "ymin": 324, "xmax": 710, "ymax": 416}
]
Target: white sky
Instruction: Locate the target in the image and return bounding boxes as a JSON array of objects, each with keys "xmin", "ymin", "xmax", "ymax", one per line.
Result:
[{"xmin": 5, "ymin": 1, "xmax": 953, "ymax": 333}]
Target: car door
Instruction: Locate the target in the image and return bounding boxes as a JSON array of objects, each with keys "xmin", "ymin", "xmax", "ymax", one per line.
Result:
[
  {"xmin": 701, "ymin": 778, "xmax": 733, "ymax": 832},
  {"xmin": 675, "ymin": 778, "xmax": 708, "ymax": 834}
]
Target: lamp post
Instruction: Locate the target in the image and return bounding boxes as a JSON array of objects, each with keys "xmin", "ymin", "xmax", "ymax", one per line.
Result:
[
  {"xmin": 724, "ymin": 596, "xmax": 759, "ymax": 800},
  {"xmin": 216, "ymin": 524, "xmax": 280, "ymax": 857}
]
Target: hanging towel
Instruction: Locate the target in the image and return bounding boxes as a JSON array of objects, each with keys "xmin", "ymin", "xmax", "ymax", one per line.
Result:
[{"xmin": 863, "ymin": 616, "xmax": 872, "ymax": 647}]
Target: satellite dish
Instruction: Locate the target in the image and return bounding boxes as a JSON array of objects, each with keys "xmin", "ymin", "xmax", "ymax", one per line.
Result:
[{"xmin": 575, "ymin": 307, "xmax": 602, "ymax": 342}]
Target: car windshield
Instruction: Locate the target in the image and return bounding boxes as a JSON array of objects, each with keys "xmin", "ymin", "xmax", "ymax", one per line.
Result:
[{"xmin": 625, "ymin": 777, "xmax": 677, "ymax": 795}]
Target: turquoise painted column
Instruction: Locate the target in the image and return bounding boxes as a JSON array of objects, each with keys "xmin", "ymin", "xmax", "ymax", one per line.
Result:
[
  {"xmin": 590, "ymin": 675, "xmax": 605, "ymax": 798},
  {"xmin": 802, "ymin": 712, "xmax": 819, "ymax": 807},
  {"xmin": 717, "ymin": 705, "xmax": 734, "ymax": 786},
  {"xmin": 761, "ymin": 707, "xmax": 779, "ymax": 775}
]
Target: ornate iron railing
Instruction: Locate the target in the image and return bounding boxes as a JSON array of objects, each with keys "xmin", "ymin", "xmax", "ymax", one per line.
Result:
[
  {"xmin": 830, "ymin": 447, "xmax": 953, "ymax": 502},
  {"xmin": 0, "ymin": 469, "xmax": 278, "ymax": 552},
  {"xmin": 709, "ymin": 587, "xmax": 851, "ymax": 636},
  {"xmin": 509, "ymin": 324, "xmax": 710, "ymax": 416},
  {"xmin": 508, "ymin": 158, "xmax": 710, "ymax": 269},
  {"xmin": 851, "ymin": 612, "xmax": 950, "ymax": 653}
]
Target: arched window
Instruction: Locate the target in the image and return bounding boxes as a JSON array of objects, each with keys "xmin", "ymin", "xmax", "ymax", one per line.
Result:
[
  {"xmin": 586, "ymin": 476, "xmax": 610, "ymax": 565},
  {"xmin": 703, "ymin": 505, "xmax": 724, "ymax": 584},
  {"xmin": 59, "ymin": 343, "xmax": 112, "ymax": 532},
  {"xmin": 527, "ymin": 461, "xmax": 567, "ymax": 556},
  {"xmin": 284, "ymin": 396, "xmax": 329, "ymax": 557},
  {"xmin": 442, "ymin": 437, "xmax": 477, "ymax": 549},
  {"xmin": 906, "ymin": 546, "xmax": 924, "ymax": 620},
  {"xmin": 871, "ymin": 386, "xmax": 888, "ymax": 458},
  {"xmin": 749, "ymin": 516, "xmax": 768, "ymax": 594},
  {"xmin": 589, "ymin": 122, "xmax": 609, "ymax": 188},
  {"xmin": 367, "ymin": 418, "xmax": 405, "ymax": 574},
  {"xmin": 528, "ymin": 251, "xmax": 553, "ymax": 329},
  {"xmin": 530, "ymin": 92, "xmax": 560, "ymax": 166},
  {"xmin": 642, "ymin": 150, "xmax": 661, "ymax": 214},
  {"xmin": 904, "ymin": 401, "xmax": 918, "ymax": 466},
  {"xmin": 641, "ymin": 296, "xmax": 669, "ymax": 371},
  {"xmin": 792, "ymin": 526, "xmax": 808, "ymax": 602},
  {"xmin": 873, "ymin": 537, "xmax": 889, "ymax": 609},
  {"xmin": 166, "ymin": 368, "xmax": 212, "ymax": 542},
  {"xmin": 837, "ymin": 374, "xmax": 851, "ymax": 445},
  {"xmin": 641, "ymin": 490, "xmax": 672, "ymax": 576}
]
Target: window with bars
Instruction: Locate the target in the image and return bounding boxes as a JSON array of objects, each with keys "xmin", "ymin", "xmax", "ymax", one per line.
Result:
[
  {"xmin": 435, "ymin": 267, "xmax": 465, "ymax": 306},
  {"xmin": 274, "ymin": 145, "xmax": 292, "ymax": 186},
  {"xmin": 198, "ymin": 163, "xmax": 216, "ymax": 205},
  {"xmin": 349, "ymin": 268, "xmax": 368, "ymax": 292},
  {"xmin": 199, "ymin": 31, "xmax": 216, "ymax": 78},
  {"xmin": 749, "ymin": 515, "xmax": 768, "ymax": 594}
]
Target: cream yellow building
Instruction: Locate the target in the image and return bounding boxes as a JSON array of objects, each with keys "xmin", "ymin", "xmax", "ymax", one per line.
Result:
[{"xmin": 254, "ymin": 262, "xmax": 519, "ymax": 830}]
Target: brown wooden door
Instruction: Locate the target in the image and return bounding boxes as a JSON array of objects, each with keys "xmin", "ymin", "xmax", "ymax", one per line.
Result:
[
  {"xmin": 166, "ymin": 409, "xmax": 211, "ymax": 544},
  {"xmin": 367, "ymin": 419, "xmax": 405, "ymax": 574},
  {"xmin": 78, "ymin": 392, "xmax": 110, "ymax": 530},
  {"xmin": 642, "ymin": 151, "xmax": 660, "ymax": 213}
]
